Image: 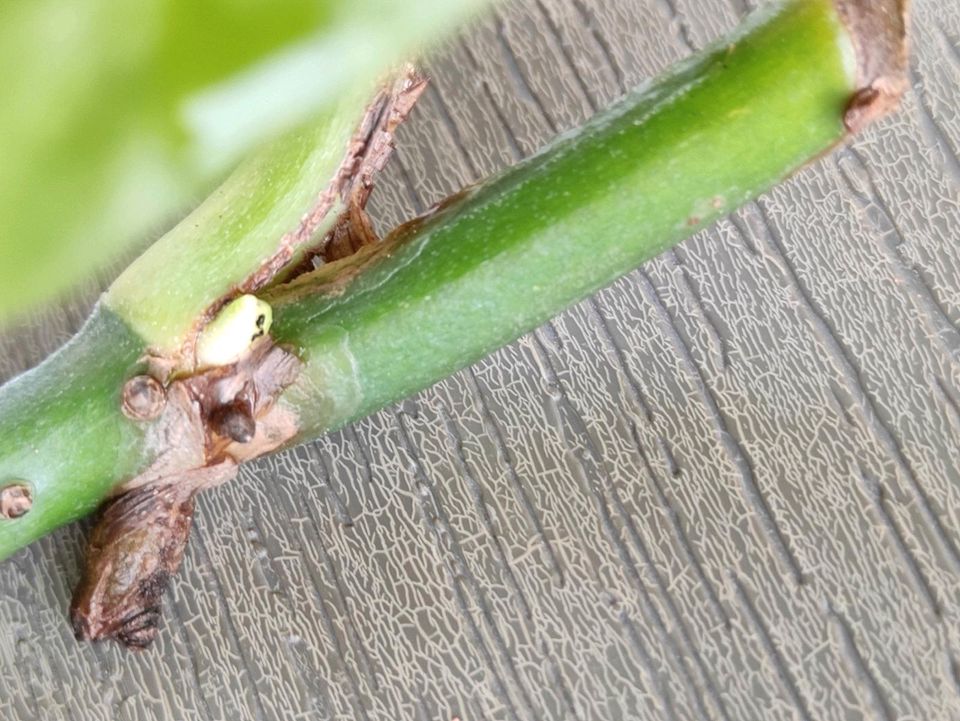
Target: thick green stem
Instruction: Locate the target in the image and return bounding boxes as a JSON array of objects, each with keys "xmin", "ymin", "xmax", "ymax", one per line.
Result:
[
  {"xmin": 0, "ymin": 307, "xmax": 148, "ymax": 554},
  {"xmin": 269, "ymin": 0, "xmax": 857, "ymax": 434},
  {"xmin": 0, "ymin": 0, "xmax": 905, "ymax": 561}
]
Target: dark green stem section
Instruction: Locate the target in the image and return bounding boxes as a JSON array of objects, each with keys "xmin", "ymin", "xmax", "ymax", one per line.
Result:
[
  {"xmin": 0, "ymin": 0, "xmax": 865, "ymax": 560},
  {"xmin": 270, "ymin": 0, "xmax": 855, "ymax": 436}
]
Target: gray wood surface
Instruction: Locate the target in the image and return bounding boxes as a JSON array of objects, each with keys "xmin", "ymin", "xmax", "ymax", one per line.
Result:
[{"xmin": 2, "ymin": 0, "xmax": 960, "ymax": 718}]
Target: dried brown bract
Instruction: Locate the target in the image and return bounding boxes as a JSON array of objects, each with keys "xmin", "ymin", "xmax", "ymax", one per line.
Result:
[{"xmin": 70, "ymin": 484, "xmax": 195, "ymax": 650}]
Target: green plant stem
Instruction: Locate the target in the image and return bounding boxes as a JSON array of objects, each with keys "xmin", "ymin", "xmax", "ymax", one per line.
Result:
[
  {"xmin": 0, "ymin": 0, "xmax": 899, "ymax": 561},
  {"xmin": 0, "ymin": 307, "xmax": 147, "ymax": 555},
  {"xmin": 269, "ymin": 0, "xmax": 856, "ymax": 435},
  {"xmin": 104, "ymin": 108, "xmax": 356, "ymax": 353}
]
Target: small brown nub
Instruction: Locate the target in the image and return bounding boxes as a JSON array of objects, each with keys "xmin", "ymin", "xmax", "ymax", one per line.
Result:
[
  {"xmin": 209, "ymin": 400, "xmax": 256, "ymax": 443},
  {"xmin": 835, "ymin": 0, "xmax": 910, "ymax": 133},
  {"xmin": 843, "ymin": 86, "xmax": 883, "ymax": 134},
  {"xmin": 1, "ymin": 483, "xmax": 32, "ymax": 519},
  {"xmin": 121, "ymin": 375, "xmax": 167, "ymax": 421}
]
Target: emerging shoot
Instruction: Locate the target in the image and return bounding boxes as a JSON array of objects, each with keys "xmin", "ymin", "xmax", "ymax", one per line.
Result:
[{"xmin": 195, "ymin": 294, "xmax": 273, "ymax": 368}]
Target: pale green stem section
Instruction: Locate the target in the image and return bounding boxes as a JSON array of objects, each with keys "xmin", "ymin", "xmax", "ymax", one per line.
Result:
[{"xmin": 104, "ymin": 104, "xmax": 355, "ymax": 354}]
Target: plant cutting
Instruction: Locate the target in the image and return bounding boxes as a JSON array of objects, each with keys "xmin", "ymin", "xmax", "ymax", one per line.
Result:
[{"xmin": 0, "ymin": 0, "xmax": 908, "ymax": 648}]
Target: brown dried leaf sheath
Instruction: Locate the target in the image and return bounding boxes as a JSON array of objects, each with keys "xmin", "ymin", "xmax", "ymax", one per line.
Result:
[
  {"xmin": 70, "ymin": 484, "xmax": 195, "ymax": 649},
  {"xmin": 71, "ymin": 70, "xmax": 427, "ymax": 649},
  {"xmin": 837, "ymin": 0, "xmax": 909, "ymax": 131}
]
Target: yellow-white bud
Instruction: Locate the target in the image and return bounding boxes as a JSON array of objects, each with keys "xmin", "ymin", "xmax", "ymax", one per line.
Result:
[{"xmin": 196, "ymin": 295, "xmax": 272, "ymax": 368}]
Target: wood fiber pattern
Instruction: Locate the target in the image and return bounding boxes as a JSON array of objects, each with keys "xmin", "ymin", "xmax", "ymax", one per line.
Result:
[{"xmin": 2, "ymin": 0, "xmax": 959, "ymax": 719}]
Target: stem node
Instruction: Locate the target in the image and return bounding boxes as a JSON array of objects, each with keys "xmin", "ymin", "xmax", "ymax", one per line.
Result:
[
  {"xmin": 0, "ymin": 482, "xmax": 31, "ymax": 520},
  {"xmin": 121, "ymin": 375, "xmax": 167, "ymax": 422}
]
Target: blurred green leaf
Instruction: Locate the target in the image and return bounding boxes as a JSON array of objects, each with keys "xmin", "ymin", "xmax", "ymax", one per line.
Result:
[{"xmin": 0, "ymin": 0, "xmax": 488, "ymax": 325}]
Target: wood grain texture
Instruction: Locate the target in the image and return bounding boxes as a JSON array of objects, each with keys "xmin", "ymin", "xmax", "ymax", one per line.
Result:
[{"xmin": 2, "ymin": 0, "xmax": 960, "ymax": 718}]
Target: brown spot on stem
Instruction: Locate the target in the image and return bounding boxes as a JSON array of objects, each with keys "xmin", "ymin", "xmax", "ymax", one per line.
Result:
[{"xmin": 0, "ymin": 483, "xmax": 31, "ymax": 519}]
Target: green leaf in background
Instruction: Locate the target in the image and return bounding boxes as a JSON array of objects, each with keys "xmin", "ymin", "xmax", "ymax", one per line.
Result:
[{"xmin": 0, "ymin": 0, "xmax": 488, "ymax": 326}]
